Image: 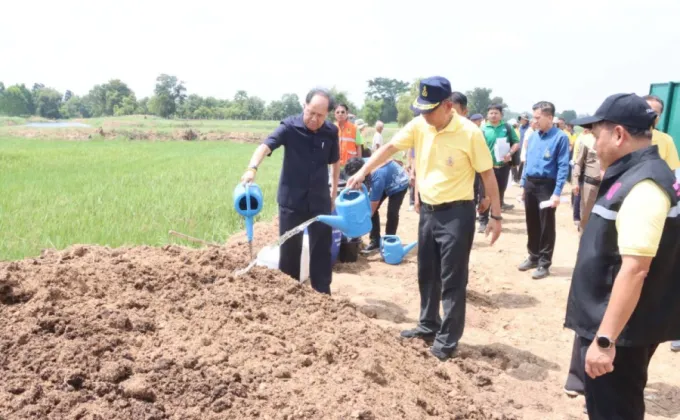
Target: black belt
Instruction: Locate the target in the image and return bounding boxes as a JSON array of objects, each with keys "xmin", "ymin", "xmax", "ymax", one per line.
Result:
[
  {"xmin": 420, "ymin": 200, "xmax": 473, "ymax": 212},
  {"xmin": 526, "ymin": 176, "xmax": 556, "ymax": 184},
  {"xmin": 584, "ymin": 176, "xmax": 601, "ymax": 186}
]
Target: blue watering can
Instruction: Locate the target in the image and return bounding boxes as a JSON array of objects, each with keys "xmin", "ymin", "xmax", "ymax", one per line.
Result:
[
  {"xmin": 317, "ymin": 185, "xmax": 372, "ymax": 239},
  {"xmin": 233, "ymin": 183, "xmax": 264, "ymax": 258},
  {"xmin": 380, "ymin": 235, "xmax": 417, "ymax": 265}
]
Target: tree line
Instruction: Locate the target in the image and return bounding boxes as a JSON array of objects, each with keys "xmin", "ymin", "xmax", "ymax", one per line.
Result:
[{"xmin": 0, "ymin": 76, "xmax": 578, "ymax": 126}]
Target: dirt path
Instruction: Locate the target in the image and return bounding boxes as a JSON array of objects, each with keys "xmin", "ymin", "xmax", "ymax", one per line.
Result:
[{"xmin": 331, "ymin": 184, "xmax": 680, "ymax": 420}]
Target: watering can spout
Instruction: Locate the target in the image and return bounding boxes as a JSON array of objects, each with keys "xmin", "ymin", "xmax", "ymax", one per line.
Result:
[
  {"xmin": 403, "ymin": 241, "xmax": 418, "ymax": 255},
  {"xmin": 316, "ymin": 215, "xmax": 348, "ymax": 233}
]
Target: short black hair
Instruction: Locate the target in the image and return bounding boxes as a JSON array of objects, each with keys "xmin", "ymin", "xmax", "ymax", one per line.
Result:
[
  {"xmin": 305, "ymin": 88, "xmax": 335, "ymax": 112},
  {"xmin": 343, "ymin": 157, "xmax": 365, "ymax": 177},
  {"xmin": 335, "ymin": 103, "xmax": 350, "ymax": 112},
  {"xmin": 451, "ymin": 91, "xmax": 468, "ymax": 108},
  {"xmin": 532, "ymin": 101, "xmax": 556, "ymax": 117},
  {"xmin": 487, "ymin": 103, "xmax": 504, "ymax": 113},
  {"xmin": 643, "ymin": 94, "xmax": 664, "ymax": 113},
  {"xmin": 343, "ymin": 157, "xmax": 371, "ymax": 188},
  {"xmin": 598, "ymin": 121, "xmax": 653, "ymax": 141},
  {"xmin": 558, "ymin": 117, "xmax": 566, "ymax": 122}
]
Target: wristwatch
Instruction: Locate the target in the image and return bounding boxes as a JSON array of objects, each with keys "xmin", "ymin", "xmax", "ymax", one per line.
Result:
[
  {"xmin": 490, "ymin": 214, "xmax": 503, "ymax": 221},
  {"xmin": 596, "ymin": 335, "xmax": 615, "ymax": 349}
]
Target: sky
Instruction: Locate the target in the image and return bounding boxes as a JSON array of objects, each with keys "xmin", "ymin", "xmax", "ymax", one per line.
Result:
[{"xmin": 2, "ymin": 0, "xmax": 680, "ymax": 115}]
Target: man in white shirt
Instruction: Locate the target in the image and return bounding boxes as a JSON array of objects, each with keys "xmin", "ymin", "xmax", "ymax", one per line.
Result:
[{"xmin": 372, "ymin": 121, "xmax": 384, "ymax": 152}]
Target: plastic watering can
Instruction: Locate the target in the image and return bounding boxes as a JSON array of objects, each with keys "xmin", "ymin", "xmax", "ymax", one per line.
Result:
[
  {"xmin": 317, "ymin": 185, "xmax": 372, "ymax": 239},
  {"xmin": 380, "ymin": 235, "xmax": 417, "ymax": 265},
  {"xmin": 233, "ymin": 183, "xmax": 264, "ymax": 257}
]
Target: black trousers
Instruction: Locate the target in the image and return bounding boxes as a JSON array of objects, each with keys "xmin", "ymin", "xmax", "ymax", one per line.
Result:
[
  {"xmin": 279, "ymin": 206, "xmax": 332, "ymax": 294},
  {"xmin": 479, "ymin": 165, "xmax": 510, "ymax": 223},
  {"xmin": 415, "ymin": 201, "xmax": 475, "ymax": 355},
  {"xmin": 572, "ymin": 182, "xmax": 582, "ymax": 222},
  {"xmin": 370, "ymin": 188, "xmax": 407, "ymax": 245},
  {"xmin": 511, "ymin": 162, "xmax": 524, "ymax": 183},
  {"xmin": 474, "ymin": 173, "xmax": 485, "ymax": 206},
  {"xmin": 524, "ymin": 177, "xmax": 557, "ymax": 268},
  {"xmin": 565, "ymin": 334, "xmax": 586, "ymax": 394},
  {"xmin": 579, "ymin": 336, "xmax": 659, "ymax": 420}
]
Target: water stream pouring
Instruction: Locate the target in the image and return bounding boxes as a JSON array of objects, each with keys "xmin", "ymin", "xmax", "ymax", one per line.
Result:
[
  {"xmin": 316, "ymin": 185, "xmax": 372, "ymax": 238},
  {"xmin": 233, "ymin": 182, "xmax": 264, "ymax": 259},
  {"xmin": 380, "ymin": 235, "xmax": 417, "ymax": 265}
]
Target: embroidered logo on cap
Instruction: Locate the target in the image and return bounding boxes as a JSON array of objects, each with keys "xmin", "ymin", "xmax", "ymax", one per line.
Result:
[{"xmin": 422, "ymin": 86, "xmax": 428, "ymax": 97}]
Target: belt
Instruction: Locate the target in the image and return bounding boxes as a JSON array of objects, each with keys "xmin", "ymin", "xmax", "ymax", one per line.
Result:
[
  {"xmin": 420, "ymin": 200, "xmax": 473, "ymax": 212},
  {"xmin": 584, "ymin": 176, "xmax": 601, "ymax": 186}
]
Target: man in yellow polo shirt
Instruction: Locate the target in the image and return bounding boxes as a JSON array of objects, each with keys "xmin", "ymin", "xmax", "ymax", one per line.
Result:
[
  {"xmin": 644, "ymin": 95, "xmax": 680, "ymax": 172},
  {"xmin": 346, "ymin": 76, "xmax": 502, "ymax": 361}
]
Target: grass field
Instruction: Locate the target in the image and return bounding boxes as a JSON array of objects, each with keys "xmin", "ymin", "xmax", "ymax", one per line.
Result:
[
  {"xmin": 0, "ymin": 136, "xmax": 282, "ymax": 260},
  {"xmin": 0, "ymin": 115, "xmax": 402, "ymax": 140}
]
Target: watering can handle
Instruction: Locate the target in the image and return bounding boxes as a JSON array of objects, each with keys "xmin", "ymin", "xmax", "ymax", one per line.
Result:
[
  {"xmin": 339, "ymin": 184, "xmax": 369, "ymax": 201},
  {"xmin": 245, "ymin": 183, "xmax": 251, "ymax": 212}
]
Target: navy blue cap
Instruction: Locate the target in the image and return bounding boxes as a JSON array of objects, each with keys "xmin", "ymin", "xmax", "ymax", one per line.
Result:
[
  {"xmin": 469, "ymin": 113, "xmax": 484, "ymax": 121},
  {"xmin": 411, "ymin": 76, "xmax": 452, "ymax": 114},
  {"xmin": 571, "ymin": 93, "xmax": 657, "ymax": 130}
]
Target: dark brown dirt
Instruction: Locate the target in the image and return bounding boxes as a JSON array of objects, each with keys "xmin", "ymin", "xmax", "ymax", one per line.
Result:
[{"xmin": 0, "ymin": 243, "xmax": 515, "ymax": 420}]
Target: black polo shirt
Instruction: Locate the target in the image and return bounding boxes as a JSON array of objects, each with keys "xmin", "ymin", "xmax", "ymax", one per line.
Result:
[{"xmin": 264, "ymin": 114, "xmax": 339, "ymax": 213}]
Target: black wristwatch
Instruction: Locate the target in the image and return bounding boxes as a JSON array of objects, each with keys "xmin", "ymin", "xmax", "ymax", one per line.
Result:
[
  {"xmin": 596, "ymin": 335, "xmax": 615, "ymax": 349},
  {"xmin": 490, "ymin": 214, "xmax": 503, "ymax": 221}
]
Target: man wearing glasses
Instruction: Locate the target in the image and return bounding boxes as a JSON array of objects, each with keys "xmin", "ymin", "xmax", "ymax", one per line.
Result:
[{"xmin": 241, "ymin": 88, "xmax": 340, "ymax": 295}]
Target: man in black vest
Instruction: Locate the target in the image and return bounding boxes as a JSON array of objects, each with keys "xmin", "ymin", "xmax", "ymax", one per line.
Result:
[{"xmin": 564, "ymin": 93, "xmax": 680, "ymax": 420}]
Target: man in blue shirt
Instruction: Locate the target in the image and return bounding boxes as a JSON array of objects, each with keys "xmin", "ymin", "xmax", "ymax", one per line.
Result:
[
  {"xmin": 241, "ymin": 88, "xmax": 340, "ymax": 294},
  {"xmin": 344, "ymin": 156, "xmax": 409, "ymax": 253},
  {"xmin": 519, "ymin": 101, "xmax": 571, "ymax": 279}
]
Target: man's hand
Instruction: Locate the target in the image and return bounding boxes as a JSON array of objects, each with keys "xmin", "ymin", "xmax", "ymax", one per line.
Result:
[
  {"xmin": 478, "ymin": 196, "xmax": 491, "ymax": 213},
  {"xmin": 550, "ymin": 194, "xmax": 560, "ymax": 208},
  {"xmin": 521, "ymin": 188, "xmax": 526, "ymax": 201},
  {"xmin": 241, "ymin": 169, "xmax": 256, "ymax": 184},
  {"xmin": 585, "ymin": 340, "xmax": 615, "ymax": 379},
  {"xmin": 414, "ymin": 195, "xmax": 420, "ymax": 214},
  {"xmin": 330, "ymin": 196, "xmax": 336, "ymax": 213},
  {"xmin": 572, "ymin": 184, "xmax": 580, "ymax": 196},
  {"xmin": 485, "ymin": 218, "xmax": 501, "ymax": 245},
  {"xmin": 503, "ymin": 153, "xmax": 512, "ymax": 163},
  {"xmin": 346, "ymin": 172, "xmax": 366, "ymax": 190}
]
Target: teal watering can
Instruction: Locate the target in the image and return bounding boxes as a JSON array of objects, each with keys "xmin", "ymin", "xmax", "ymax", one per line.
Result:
[
  {"xmin": 317, "ymin": 185, "xmax": 372, "ymax": 239},
  {"xmin": 380, "ymin": 235, "xmax": 417, "ymax": 265},
  {"xmin": 233, "ymin": 183, "xmax": 264, "ymax": 258}
]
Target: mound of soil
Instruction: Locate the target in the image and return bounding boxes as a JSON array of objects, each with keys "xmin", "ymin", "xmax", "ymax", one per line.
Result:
[{"xmin": 0, "ymin": 244, "xmax": 513, "ymax": 420}]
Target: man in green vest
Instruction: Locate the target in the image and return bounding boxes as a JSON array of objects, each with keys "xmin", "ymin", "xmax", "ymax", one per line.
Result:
[{"xmin": 478, "ymin": 103, "xmax": 520, "ymax": 233}]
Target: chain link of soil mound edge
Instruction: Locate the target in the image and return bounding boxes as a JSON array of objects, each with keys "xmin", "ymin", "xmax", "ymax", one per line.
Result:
[{"xmin": 0, "ymin": 245, "xmax": 514, "ymax": 420}]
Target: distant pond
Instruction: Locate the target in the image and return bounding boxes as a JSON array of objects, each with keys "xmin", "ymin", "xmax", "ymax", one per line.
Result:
[{"xmin": 23, "ymin": 122, "xmax": 91, "ymax": 128}]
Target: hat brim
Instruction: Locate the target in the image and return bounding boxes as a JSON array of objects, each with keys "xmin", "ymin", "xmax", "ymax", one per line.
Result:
[
  {"xmin": 410, "ymin": 97, "xmax": 441, "ymax": 115},
  {"xmin": 570, "ymin": 115, "xmax": 603, "ymax": 127}
]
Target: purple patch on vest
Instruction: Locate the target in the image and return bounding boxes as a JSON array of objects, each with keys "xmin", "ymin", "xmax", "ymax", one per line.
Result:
[
  {"xmin": 673, "ymin": 181, "xmax": 680, "ymax": 197},
  {"xmin": 606, "ymin": 182, "xmax": 622, "ymax": 200}
]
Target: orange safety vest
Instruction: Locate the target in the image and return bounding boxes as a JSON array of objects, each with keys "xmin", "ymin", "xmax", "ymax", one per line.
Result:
[{"xmin": 336, "ymin": 121, "xmax": 359, "ymax": 166}]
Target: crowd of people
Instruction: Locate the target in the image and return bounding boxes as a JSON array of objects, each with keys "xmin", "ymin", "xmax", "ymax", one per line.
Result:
[{"xmin": 241, "ymin": 77, "xmax": 680, "ymax": 420}]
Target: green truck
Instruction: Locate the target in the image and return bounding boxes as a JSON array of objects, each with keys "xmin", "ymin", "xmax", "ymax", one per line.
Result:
[{"xmin": 649, "ymin": 82, "xmax": 680, "ymax": 158}]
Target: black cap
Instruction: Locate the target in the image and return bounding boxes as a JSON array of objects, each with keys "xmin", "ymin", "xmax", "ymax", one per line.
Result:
[
  {"xmin": 571, "ymin": 93, "xmax": 657, "ymax": 130},
  {"xmin": 411, "ymin": 76, "xmax": 452, "ymax": 114}
]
